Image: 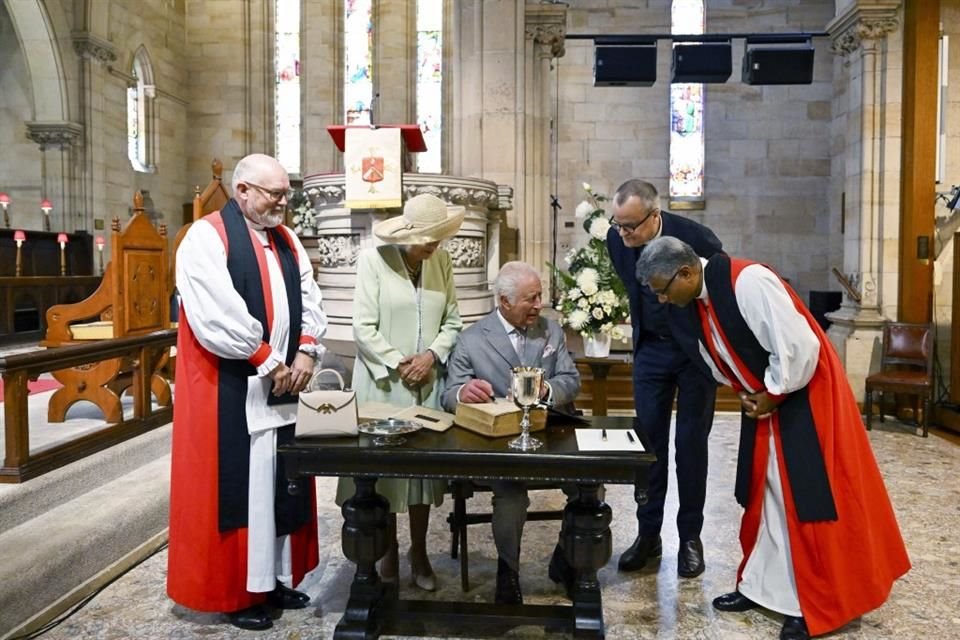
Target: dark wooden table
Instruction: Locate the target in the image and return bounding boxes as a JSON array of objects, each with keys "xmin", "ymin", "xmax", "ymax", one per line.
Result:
[{"xmin": 280, "ymin": 415, "xmax": 654, "ymax": 639}]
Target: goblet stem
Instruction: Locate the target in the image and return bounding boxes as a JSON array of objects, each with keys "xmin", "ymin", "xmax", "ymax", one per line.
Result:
[{"xmin": 508, "ymin": 407, "xmax": 542, "ymax": 451}]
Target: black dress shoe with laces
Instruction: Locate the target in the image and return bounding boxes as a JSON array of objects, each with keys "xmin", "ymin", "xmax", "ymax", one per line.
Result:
[
  {"xmin": 548, "ymin": 544, "xmax": 575, "ymax": 598},
  {"xmin": 495, "ymin": 558, "xmax": 523, "ymax": 605},
  {"xmin": 617, "ymin": 534, "xmax": 662, "ymax": 571},
  {"xmin": 228, "ymin": 604, "xmax": 273, "ymax": 631},
  {"xmin": 677, "ymin": 538, "xmax": 705, "ymax": 578},
  {"xmin": 712, "ymin": 591, "xmax": 759, "ymax": 612},
  {"xmin": 267, "ymin": 581, "xmax": 311, "ymax": 610},
  {"xmin": 780, "ymin": 616, "xmax": 810, "ymax": 640}
]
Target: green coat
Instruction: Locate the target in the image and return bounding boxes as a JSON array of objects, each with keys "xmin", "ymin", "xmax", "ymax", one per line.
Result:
[{"xmin": 337, "ymin": 245, "xmax": 462, "ymax": 511}]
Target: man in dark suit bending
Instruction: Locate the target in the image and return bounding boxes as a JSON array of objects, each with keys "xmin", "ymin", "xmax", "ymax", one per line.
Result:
[{"xmin": 606, "ymin": 179, "xmax": 722, "ymax": 579}]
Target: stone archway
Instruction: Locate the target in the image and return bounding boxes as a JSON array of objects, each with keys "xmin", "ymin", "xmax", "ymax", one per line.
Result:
[{"xmin": 3, "ymin": 0, "xmax": 69, "ymax": 121}]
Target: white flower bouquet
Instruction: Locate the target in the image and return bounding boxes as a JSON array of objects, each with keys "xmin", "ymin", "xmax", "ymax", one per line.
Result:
[
  {"xmin": 289, "ymin": 188, "xmax": 318, "ymax": 235},
  {"xmin": 548, "ymin": 183, "xmax": 630, "ymax": 341}
]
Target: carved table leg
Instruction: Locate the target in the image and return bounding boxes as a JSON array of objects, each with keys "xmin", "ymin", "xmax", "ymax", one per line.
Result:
[
  {"xmin": 564, "ymin": 482, "xmax": 612, "ymax": 639},
  {"xmin": 336, "ymin": 476, "xmax": 391, "ymax": 640}
]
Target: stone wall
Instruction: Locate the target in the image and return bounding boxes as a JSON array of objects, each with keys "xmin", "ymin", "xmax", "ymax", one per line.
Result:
[{"xmin": 556, "ymin": 0, "xmax": 837, "ymax": 302}]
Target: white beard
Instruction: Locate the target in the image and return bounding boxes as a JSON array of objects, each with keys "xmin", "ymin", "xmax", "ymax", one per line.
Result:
[{"xmin": 249, "ymin": 209, "xmax": 285, "ymax": 229}]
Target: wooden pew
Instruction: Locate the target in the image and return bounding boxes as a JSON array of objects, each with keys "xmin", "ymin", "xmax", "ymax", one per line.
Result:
[{"xmin": 41, "ymin": 192, "xmax": 171, "ymax": 423}]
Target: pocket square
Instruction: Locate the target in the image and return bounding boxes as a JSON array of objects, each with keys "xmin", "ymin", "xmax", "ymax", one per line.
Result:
[{"xmin": 543, "ymin": 344, "xmax": 556, "ymax": 357}]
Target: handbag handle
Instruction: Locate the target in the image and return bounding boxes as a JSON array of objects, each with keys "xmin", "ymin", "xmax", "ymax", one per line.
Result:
[{"xmin": 308, "ymin": 367, "xmax": 348, "ymax": 391}]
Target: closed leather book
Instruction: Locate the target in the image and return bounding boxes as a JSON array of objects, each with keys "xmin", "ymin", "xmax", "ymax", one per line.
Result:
[{"xmin": 454, "ymin": 398, "xmax": 546, "ymax": 437}]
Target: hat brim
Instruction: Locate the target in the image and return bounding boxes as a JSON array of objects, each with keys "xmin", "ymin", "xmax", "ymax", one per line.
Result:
[{"xmin": 373, "ymin": 207, "xmax": 466, "ymax": 245}]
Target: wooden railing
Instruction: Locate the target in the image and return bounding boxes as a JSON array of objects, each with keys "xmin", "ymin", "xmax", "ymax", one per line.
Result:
[{"xmin": 0, "ymin": 329, "xmax": 176, "ymax": 483}]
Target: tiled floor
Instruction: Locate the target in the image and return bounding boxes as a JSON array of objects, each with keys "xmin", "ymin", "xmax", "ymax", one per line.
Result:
[{"xmin": 33, "ymin": 414, "xmax": 960, "ymax": 640}]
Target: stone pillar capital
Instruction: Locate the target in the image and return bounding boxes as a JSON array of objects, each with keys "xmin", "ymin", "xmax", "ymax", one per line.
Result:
[
  {"xmin": 525, "ymin": 3, "xmax": 567, "ymax": 59},
  {"xmin": 71, "ymin": 31, "xmax": 118, "ymax": 65},
  {"xmin": 25, "ymin": 121, "xmax": 84, "ymax": 150},
  {"xmin": 826, "ymin": 1, "xmax": 900, "ymax": 57}
]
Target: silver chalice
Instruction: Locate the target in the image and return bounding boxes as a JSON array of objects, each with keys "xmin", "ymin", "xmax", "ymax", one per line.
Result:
[{"xmin": 508, "ymin": 366, "xmax": 545, "ymax": 451}]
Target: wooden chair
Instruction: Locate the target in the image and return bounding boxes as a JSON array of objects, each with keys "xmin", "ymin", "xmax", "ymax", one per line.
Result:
[
  {"xmin": 168, "ymin": 158, "xmax": 230, "ymax": 295},
  {"xmin": 41, "ymin": 192, "xmax": 171, "ymax": 423},
  {"xmin": 447, "ymin": 480, "xmax": 564, "ymax": 591},
  {"xmin": 864, "ymin": 322, "xmax": 935, "ymax": 437}
]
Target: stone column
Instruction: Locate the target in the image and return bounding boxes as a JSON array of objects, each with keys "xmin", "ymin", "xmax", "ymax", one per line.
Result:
[
  {"xmin": 72, "ymin": 31, "xmax": 117, "ymax": 234},
  {"xmin": 25, "ymin": 121, "xmax": 83, "ymax": 233},
  {"xmin": 449, "ymin": 1, "xmax": 565, "ymax": 281},
  {"xmin": 523, "ymin": 4, "xmax": 565, "ymax": 290},
  {"xmin": 825, "ymin": 1, "xmax": 900, "ymax": 399}
]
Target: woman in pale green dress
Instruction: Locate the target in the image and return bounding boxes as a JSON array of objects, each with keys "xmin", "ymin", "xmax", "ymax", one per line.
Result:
[{"xmin": 337, "ymin": 194, "xmax": 464, "ymax": 590}]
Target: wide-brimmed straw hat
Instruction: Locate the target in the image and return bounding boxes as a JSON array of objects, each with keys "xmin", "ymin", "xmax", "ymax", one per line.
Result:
[{"xmin": 373, "ymin": 194, "xmax": 465, "ymax": 245}]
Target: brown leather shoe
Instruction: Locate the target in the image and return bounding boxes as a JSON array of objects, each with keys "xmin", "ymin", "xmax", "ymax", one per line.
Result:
[
  {"xmin": 228, "ymin": 604, "xmax": 273, "ymax": 630},
  {"xmin": 712, "ymin": 591, "xmax": 758, "ymax": 612},
  {"xmin": 548, "ymin": 544, "xmax": 575, "ymax": 599},
  {"xmin": 677, "ymin": 538, "xmax": 705, "ymax": 578}
]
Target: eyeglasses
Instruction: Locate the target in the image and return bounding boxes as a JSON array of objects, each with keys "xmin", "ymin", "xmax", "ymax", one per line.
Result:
[
  {"xmin": 653, "ymin": 268, "xmax": 683, "ymax": 296},
  {"xmin": 244, "ymin": 182, "xmax": 289, "ymax": 202},
  {"xmin": 609, "ymin": 208, "xmax": 657, "ymax": 234}
]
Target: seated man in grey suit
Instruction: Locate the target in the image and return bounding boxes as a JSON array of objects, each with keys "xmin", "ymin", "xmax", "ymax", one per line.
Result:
[{"xmin": 441, "ymin": 261, "xmax": 580, "ymax": 605}]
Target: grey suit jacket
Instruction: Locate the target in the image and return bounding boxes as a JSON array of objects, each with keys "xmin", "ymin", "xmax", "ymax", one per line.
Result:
[{"xmin": 440, "ymin": 311, "xmax": 580, "ymax": 413}]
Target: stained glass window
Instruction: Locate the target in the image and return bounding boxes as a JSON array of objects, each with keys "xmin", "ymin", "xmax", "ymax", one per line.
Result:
[
  {"xmin": 127, "ymin": 49, "xmax": 153, "ymax": 172},
  {"xmin": 345, "ymin": 0, "xmax": 373, "ymax": 125},
  {"xmin": 669, "ymin": 0, "xmax": 705, "ymax": 203},
  {"xmin": 275, "ymin": 0, "xmax": 301, "ymax": 175},
  {"xmin": 416, "ymin": 0, "xmax": 443, "ymax": 173}
]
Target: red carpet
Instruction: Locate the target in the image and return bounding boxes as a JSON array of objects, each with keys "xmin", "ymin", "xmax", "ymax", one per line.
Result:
[{"xmin": 0, "ymin": 379, "xmax": 62, "ymax": 403}]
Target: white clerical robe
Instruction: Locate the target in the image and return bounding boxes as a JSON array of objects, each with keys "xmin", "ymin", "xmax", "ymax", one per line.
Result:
[
  {"xmin": 695, "ymin": 259, "xmax": 820, "ymax": 616},
  {"xmin": 176, "ymin": 219, "xmax": 327, "ymax": 593}
]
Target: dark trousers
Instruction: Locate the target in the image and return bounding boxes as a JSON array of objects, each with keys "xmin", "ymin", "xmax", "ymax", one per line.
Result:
[{"xmin": 631, "ymin": 338, "xmax": 715, "ymax": 541}]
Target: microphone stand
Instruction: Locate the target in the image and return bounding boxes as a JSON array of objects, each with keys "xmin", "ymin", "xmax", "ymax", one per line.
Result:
[{"xmin": 549, "ymin": 194, "xmax": 562, "ymax": 301}]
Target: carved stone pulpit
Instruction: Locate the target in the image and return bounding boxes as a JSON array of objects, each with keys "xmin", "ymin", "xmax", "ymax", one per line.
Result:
[{"xmin": 299, "ymin": 172, "xmax": 511, "ymax": 344}]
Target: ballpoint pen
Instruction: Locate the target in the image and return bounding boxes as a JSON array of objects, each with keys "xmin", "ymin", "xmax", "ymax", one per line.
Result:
[
  {"xmin": 626, "ymin": 431, "xmax": 635, "ymax": 444},
  {"xmin": 601, "ymin": 428, "xmax": 608, "ymax": 441}
]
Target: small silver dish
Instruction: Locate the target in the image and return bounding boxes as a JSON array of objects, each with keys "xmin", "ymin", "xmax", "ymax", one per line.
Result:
[{"xmin": 358, "ymin": 418, "xmax": 423, "ymax": 446}]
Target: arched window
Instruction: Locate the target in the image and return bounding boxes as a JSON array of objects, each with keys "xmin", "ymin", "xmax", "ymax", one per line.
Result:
[
  {"xmin": 416, "ymin": 0, "xmax": 443, "ymax": 173},
  {"xmin": 344, "ymin": 0, "xmax": 373, "ymax": 125},
  {"xmin": 669, "ymin": 0, "xmax": 705, "ymax": 207},
  {"xmin": 275, "ymin": 0, "xmax": 301, "ymax": 175},
  {"xmin": 127, "ymin": 47, "xmax": 155, "ymax": 172}
]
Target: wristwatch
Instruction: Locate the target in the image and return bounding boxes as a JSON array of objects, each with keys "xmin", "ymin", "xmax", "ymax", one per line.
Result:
[{"xmin": 298, "ymin": 344, "xmax": 318, "ymax": 358}]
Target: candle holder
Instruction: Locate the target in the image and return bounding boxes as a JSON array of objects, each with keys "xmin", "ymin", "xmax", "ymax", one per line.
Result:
[
  {"xmin": 41, "ymin": 199, "xmax": 53, "ymax": 232},
  {"xmin": 0, "ymin": 193, "xmax": 10, "ymax": 228},
  {"xmin": 57, "ymin": 232, "xmax": 68, "ymax": 276},
  {"xmin": 14, "ymin": 230, "xmax": 25, "ymax": 277},
  {"xmin": 95, "ymin": 235, "xmax": 105, "ymax": 275}
]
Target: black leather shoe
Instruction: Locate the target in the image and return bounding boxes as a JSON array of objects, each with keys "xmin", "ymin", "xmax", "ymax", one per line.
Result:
[
  {"xmin": 495, "ymin": 558, "xmax": 523, "ymax": 605},
  {"xmin": 548, "ymin": 544, "xmax": 575, "ymax": 598},
  {"xmin": 677, "ymin": 538, "xmax": 705, "ymax": 578},
  {"xmin": 780, "ymin": 616, "xmax": 809, "ymax": 640},
  {"xmin": 712, "ymin": 591, "xmax": 758, "ymax": 612},
  {"xmin": 228, "ymin": 604, "xmax": 273, "ymax": 631},
  {"xmin": 267, "ymin": 581, "xmax": 310, "ymax": 610},
  {"xmin": 617, "ymin": 534, "xmax": 662, "ymax": 571}
]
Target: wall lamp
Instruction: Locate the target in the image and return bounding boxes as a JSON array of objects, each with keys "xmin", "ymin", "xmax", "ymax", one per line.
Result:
[{"xmin": 567, "ymin": 32, "xmax": 826, "ymax": 87}]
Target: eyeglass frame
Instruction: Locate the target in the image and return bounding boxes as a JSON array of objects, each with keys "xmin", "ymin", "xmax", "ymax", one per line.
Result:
[
  {"xmin": 243, "ymin": 181, "xmax": 289, "ymax": 202},
  {"xmin": 652, "ymin": 267, "xmax": 683, "ymax": 296},
  {"xmin": 609, "ymin": 208, "xmax": 658, "ymax": 234}
]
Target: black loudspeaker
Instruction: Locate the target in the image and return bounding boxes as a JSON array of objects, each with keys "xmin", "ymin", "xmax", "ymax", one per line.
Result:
[
  {"xmin": 808, "ymin": 290, "xmax": 842, "ymax": 330},
  {"xmin": 742, "ymin": 43, "xmax": 815, "ymax": 85},
  {"xmin": 594, "ymin": 44, "xmax": 657, "ymax": 87},
  {"xmin": 671, "ymin": 42, "xmax": 732, "ymax": 83}
]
